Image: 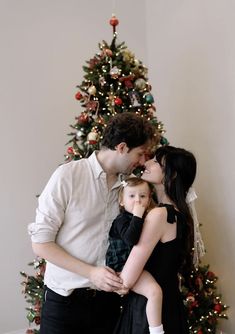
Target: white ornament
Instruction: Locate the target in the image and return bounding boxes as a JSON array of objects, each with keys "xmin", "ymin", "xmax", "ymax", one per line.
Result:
[
  {"xmin": 110, "ymin": 66, "xmax": 121, "ymax": 79},
  {"xmin": 134, "ymin": 78, "xmax": 146, "ymax": 91},
  {"xmin": 87, "ymin": 131, "xmax": 99, "ymax": 142},
  {"xmin": 88, "ymin": 85, "xmax": 97, "ymax": 95},
  {"xmin": 76, "ymin": 130, "xmax": 84, "ymax": 139}
]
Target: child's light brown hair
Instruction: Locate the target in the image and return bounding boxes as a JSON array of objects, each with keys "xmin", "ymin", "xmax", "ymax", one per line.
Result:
[{"xmin": 119, "ymin": 177, "xmax": 156, "ymax": 213}]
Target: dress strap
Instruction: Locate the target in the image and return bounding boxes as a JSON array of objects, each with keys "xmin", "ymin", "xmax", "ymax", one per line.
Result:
[
  {"xmin": 158, "ymin": 203, "xmax": 176, "ymax": 224},
  {"xmin": 158, "ymin": 203, "xmax": 184, "ymax": 239}
]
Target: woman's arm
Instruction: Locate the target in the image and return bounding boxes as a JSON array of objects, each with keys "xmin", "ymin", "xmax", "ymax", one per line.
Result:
[{"xmin": 120, "ymin": 207, "xmax": 166, "ymax": 288}]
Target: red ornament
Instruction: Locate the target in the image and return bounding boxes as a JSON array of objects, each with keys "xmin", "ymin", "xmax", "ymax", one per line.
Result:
[
  {"xmin": 197, "ymin": 330, "xmax": 203, "ymax": 334},
  {"xmin": 86, "ymin": 100, "xmax": 98, "ymax": 112},
  {"xmin": 67, "ymin": 147, "xmax": 74, "ymax": 155},
  {"xmin": 75, "ymin": 91, "xmax": 83, "ymax": 100},
  {"xmin": 119, "ymin": 75, "xmax": 134, "ymax": 89},
  {"xmin": 34, "ymin": 316, "xmax": 41, "ymax": 325},
  {"xmin": 214, "ymin": 303, "xmax": 222, "ymax": 313},
  {"xmin": 26, "ymin": 330, "xmax": 34, "ymax": 334},
  {"xmin": 89, "ymin": 57, "xmax": 99, "ymax": 69},
  {"xmin": 109, "ymin": 15, "xmax": 119, "ymax": 27},
  {"xmin": 120, "ymin": 74, "xmax": 134, "ymax": 81},
  {"xmin": 102, "ymin": 49, "xmax": 113, "ymax": 57},
  {"xmin": 40, "ymin": 263, "xmax": 46, "ymax": 275},
  {"xmin": 207, "ymin": 271, "xmax": 215, "ymax": 280},
  {"xmin": 191, "ymin": 300, "xmax": 198, "ymax": 308},
  {"xmin": 186, "ymin": 292, "xmax": 195, "ymax": 302},
  {"xmin": 76, "ymin": 113, "xmax": 89, "ymax": 125},
  {"xmin": 114, "ymin": 97, "xmax": 122, "ymax": 105},
  {"xmin": 124, "ymin": 80, "xmax": 133, "ymax": 88}
]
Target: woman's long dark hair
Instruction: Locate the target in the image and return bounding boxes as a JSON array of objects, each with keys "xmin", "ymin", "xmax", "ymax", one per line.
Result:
[{"xmin": 155, "ymin": 145, "xmax": 197, "ymax": 275}]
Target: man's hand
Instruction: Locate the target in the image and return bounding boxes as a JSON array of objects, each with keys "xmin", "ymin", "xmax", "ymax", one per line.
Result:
[{"xmin": 89, "ymin": 266, "xmax": 124, "ymax": 292}]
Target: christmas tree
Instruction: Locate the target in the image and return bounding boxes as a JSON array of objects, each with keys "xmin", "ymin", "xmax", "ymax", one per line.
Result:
[
  {"xmin": 64, "ymin": 15, "xmax": 167, "ymax": 163},
  {"xmin": 20, "ymin": 15, "xmax": 228, "ymax": 334},
  {"xmin": 20, "ymin": 259, "xmax": 46, "ymax": 334},
  {"xmin": 181, "ymin": 265, "xmax": 228, "ymax": 333}
]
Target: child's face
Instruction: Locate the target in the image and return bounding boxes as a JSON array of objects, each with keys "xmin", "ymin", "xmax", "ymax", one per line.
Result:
[{"xmin": 120, "ymin": 182, "xmax": 150, "ymax": 214}]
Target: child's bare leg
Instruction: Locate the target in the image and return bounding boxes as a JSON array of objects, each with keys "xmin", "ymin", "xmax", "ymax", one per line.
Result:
[{"xmin": 132, "ymin": 270, "xmax": 163, "ymax": 327}]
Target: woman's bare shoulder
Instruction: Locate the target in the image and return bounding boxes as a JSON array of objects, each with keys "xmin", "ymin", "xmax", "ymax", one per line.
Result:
[
  {"xmin": 145, "ymin": 207, "xmax": 168, "ymax": 227},
  {"xmin": 147, "ymin": 206, "xmax": 167, "ymax": 219}
]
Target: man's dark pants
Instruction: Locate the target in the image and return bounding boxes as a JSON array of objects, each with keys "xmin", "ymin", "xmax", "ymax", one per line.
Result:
[{"xmin": 40, "ymin": 286, "xmax": 121, "ymax": 334}]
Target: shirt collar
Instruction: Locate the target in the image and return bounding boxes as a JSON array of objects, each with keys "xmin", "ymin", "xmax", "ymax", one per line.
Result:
[
  {"xmin": 88, "ymin": 151, "xmax": 103, "ymax": 179},
  {"xmin": 88, "ymin": 151, "xmax": 125, "ymax": 189}
]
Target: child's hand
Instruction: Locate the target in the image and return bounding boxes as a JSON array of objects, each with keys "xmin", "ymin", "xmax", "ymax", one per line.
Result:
[{"xmin": 132, "ymin": 201, "xmax": 146, "ymax": 218}]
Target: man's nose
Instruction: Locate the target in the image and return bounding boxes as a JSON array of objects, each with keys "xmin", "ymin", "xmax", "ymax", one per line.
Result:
[{"xmin": 139, "ymin": 155, "xmax": 146, "ymax": 166}]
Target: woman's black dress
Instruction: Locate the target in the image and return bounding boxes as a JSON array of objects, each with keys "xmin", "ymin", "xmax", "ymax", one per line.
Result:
[{"xmin": 113, "ymin": 204, "xmax": 189, "ymax": 334}]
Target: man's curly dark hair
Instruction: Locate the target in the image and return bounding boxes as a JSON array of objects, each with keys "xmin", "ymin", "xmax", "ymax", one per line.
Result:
[{"xmin": 101, "ymin": 112, "xmax": 157, "ymax": 150}]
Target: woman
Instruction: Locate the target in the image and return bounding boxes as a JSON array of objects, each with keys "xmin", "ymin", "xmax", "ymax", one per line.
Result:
[{"xmin": 114, "ymin": 145, "xmax": 197, "ymax": 334}]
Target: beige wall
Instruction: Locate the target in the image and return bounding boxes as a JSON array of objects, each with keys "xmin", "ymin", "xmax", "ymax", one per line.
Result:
[
  {"xmin": 0, "ymin": 0, "xmax": 147, "ymax": 332},
  {"xmin": 0, "ymin": 1, "xmax": 234, "ymax": 333},
  {"xmin": 146, "ymin": 1, "xmax": 235, "ymax": 333}
]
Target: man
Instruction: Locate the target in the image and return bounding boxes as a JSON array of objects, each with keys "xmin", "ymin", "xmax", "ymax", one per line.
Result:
[{"xmin": 28, "ymin": 112, "xmax": 156, "ymax": 334}]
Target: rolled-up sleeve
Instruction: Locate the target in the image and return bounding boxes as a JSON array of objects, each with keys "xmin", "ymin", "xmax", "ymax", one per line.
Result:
[{"xmin": 28, "ymin": 165, "xmax": 70, "ymax": 243}]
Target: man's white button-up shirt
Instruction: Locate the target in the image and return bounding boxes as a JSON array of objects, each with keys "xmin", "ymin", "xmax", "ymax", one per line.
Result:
[{"xmin": 28, "ymin": 152, "xmax": 123, "ymax": 296}]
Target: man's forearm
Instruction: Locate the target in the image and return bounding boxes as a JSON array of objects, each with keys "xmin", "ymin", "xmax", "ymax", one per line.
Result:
[
  {"xmin": 32, "ymin": 241, "xmax": 93, "ymax": 279},
  {"xmin": 32, "ymin": 241, "xmax": 124, "ymax": 291}
]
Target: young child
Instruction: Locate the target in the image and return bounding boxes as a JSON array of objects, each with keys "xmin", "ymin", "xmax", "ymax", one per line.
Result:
[{"xmin": 106, "ymin": 177, "xmax": 164, "ymax": 334}]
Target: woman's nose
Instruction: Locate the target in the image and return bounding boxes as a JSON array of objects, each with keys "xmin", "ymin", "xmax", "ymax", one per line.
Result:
[{"xmin": 145, "ymin": 159, "xmax": 152, "ymax": 167}]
